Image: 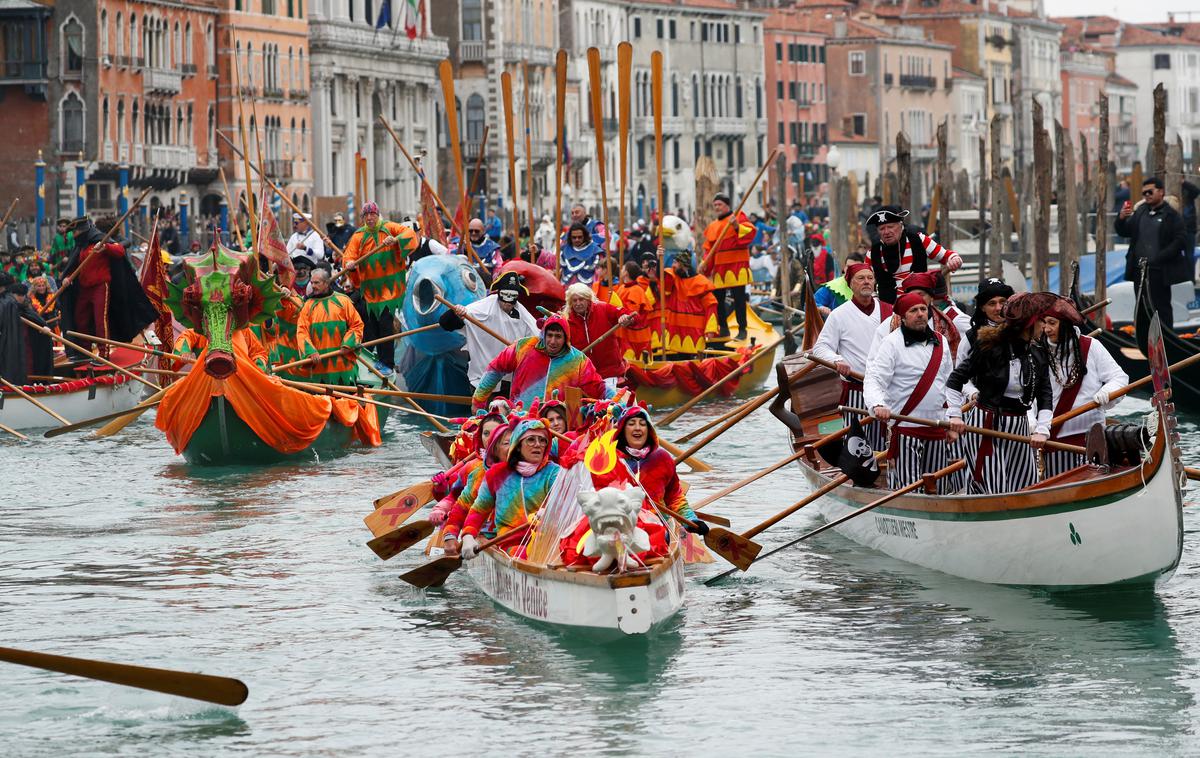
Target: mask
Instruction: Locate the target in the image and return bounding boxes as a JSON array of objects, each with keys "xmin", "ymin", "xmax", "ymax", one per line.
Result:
[{"xmin": 497, "ymin": 289, "xmax": 519, "ymax": 303}]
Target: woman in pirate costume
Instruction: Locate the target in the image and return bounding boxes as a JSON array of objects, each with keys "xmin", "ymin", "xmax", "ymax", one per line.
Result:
[
  {"xmin": 945, "ymin": 292, "xmax": 1053, "ymax": 494},
  {"xmin": 1038, "ymin": 297, "xmax": 1128, "ymax": 478}
]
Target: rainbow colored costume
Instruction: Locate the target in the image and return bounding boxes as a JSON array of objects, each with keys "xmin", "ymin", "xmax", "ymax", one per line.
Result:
[
  {"xmin": 472, "ymin": 314, "xmax": 610, "ymax": 410},
  {"xmin": 462, "ymin": 419, "xmax": 562, "ymax": 538},
  {"xmin": 590, "ymin": 406, "xmax": 695, "ymax": 520}
]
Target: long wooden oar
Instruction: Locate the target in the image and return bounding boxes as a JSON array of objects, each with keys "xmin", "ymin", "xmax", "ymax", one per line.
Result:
[
  {"xmin": 44, "ymin": 390, "xmax": 167, "ymax": 438},
  {"xmin": 583, "ymin": 322, "xmax": 622, "ymax": 354},
  {"xmin": 0, "ymin": 646, "xmax": 248, "ymax": 706},
  {"xmin": 707, "ymin": 459, "xmax": 966, "ymax": 585},
  {"xmin": 553, "ymin": 49, "xmax": 567, "ymax": 280},
  {"xmin": 398, "ymin": 524, "xmax": 532, "ymax": 588},
  {"xmin": 655, "ymin": 504, "xmax": 761, "ymax": 571},
  {"xmin": 675, "ymin": 384, "xmax": 777, "ymax": 444},
  {"xmin": 357, "ymin": 387, "xmax": 474, "ymax": 405},
  {"xmin": 659, "ymin": 436, "xmax": 713, "ymax": 473},
  {"xmin": 0, "ymin": 376, "xmax": 69, "ymax": 424},
  {"xmin": 691, "ymin": 449, "xmax": 807, "ymax": 511},
  {"xmin": 1051, "ymin": 349, "xmax": 1200, "ymax": 430},
  {"xmin": 439, "ymin": 59, "xmax": 477, "ymax": 266},
  {"xmin": 94, "ymin": 387, "xmax": 170, "ymax": 437},
  {"xmin": 271, "ymin": 323, "xmax": 439, "ymax": 373},
  {"xmin": 803, "ymin": 352, "xmax": 865, "ymax": 382},
  {"xmin": 66, "ymin": 331, "xmax": 191, "ymax": 365},
  {"xmin": 501, "ymin": 71, "xmax": 520, "ymax": 238},
  {"xmin": 277, "ymin": 378, "xmax": 451, "ymax": 424},
  {"xmin": 698, "ymin": 146, "xmax": 783, "ymax": 276},
  {"xmin": 0, "ymin": 421, "xmax": 29, "ymax": 441},
  {"xmin": 22, "ymin": 319, "xmax": 159, "ymax": 392},
  {"xmin": 521, "ymin": 62, "xmax": 535, "ymax": 244},
  {"xmin": 433, "ymin": 293, "xmax": 510, "ymax": 344},
  {"xmin": 616, "ymin": 41, "xmax": 632, "ymax": 272},
  {"xmin": 354, "ymin": 351, "xmax": 451, "ymax": 433},
  {"xmin": 840, "ymin": 406, "xmax": 1086, "ymax": 455},
  {"xmin": 587, "ymin": 47, "xmax": 612, "ymax": 257},
  {"xmin": 658, "ymin": 324, "xmax": 800, "ymax": 427},
  {"xmin": 651, "ymin": 50, "xmax": 666, "ymax": 352}
]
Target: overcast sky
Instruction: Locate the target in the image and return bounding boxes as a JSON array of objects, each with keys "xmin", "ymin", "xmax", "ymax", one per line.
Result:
[{"xmin": 1044, "ymin": 0, "xmax": 1195, "ymax": 24}]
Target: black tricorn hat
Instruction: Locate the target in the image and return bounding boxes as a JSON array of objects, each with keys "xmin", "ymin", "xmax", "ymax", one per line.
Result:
[{"xmin": 866, "ymin": 205, "xmax": 909, "ymax": 226}]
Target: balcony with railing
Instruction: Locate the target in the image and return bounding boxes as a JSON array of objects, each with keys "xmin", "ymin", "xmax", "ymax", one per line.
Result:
[
  {"xmin": 701, "ymin": 117, "xmax": 748, "ymax": 136},
  {"xmin": 528, "ymin": 140, "xmax": 556, "ymax": 168},
  {"xmin": 503, "ymin": 43, "xmax": 553, "ymax": 67},
  {"xmin": 144, "ymin": 67, "xmax": 182, "ymax": 94},
  {"xmin": 900, "ymin": 74, "xmax": 937, "ymax": 90},
  {"xmin": 263, "ymin": 87, "xmax": 286, "ymax": 101},
  {"xmin": 146, "ymin": 144, "xmax": 192, "ymax": 170},
  {"xmin": 288, "ymin": 89, "xmax": 308, "ymax": 102},
  {"xmin": 181, "ymin": 63, "xmax": 197, "ymax": 77},
  {"xmin": 460, "ymin": 40, "xmax": 486, "ymax": 62},
  {"xmin": 264, "ymin": 159, "xmax": 293, "ymax": 183}
]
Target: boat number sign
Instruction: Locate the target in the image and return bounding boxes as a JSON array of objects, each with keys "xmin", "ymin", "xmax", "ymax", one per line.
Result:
[
  {"xmin": 480, "ymin": 558, "xmax": 550, "ymax": 620},
  {"xmin": 875, "ymin": 515, "xmax": 919, "ymax": 540}
]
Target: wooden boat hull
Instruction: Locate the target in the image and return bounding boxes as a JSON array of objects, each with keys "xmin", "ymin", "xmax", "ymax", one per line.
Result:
[
  {"xmin": 181, "ymin": 396, "xmax": 389, "ymax": 465},
  {"xmin": 0, "ymin": 376, "xmax": 143, "ymax": 431},
  {"xmin": 465, "ymin": 543, "xmax": 686, "ymax": 638}
]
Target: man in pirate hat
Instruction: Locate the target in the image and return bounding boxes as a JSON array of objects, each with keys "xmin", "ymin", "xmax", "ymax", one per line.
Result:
[
  {"xmin": 864, "ymin": 205, "xmax": 962, "ymax": 305},
  {"xmin": 439, "ymin": 269, "xmax": 538, "ymax": 389}
]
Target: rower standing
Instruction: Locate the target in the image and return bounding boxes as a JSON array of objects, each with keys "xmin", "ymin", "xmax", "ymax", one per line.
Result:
[
  {"xmin": 564, "ymin": 282, "xmax": 636, "ymax": 391},
  {"xmin": 864, "ymin": 292, "xmax": 963, "ymax": 494},
  {"xmin": 700, "ymin": 193, "xmax": 756, "ymax": 341},
  {"xmin": 811, "ymin": 262, "xmax": 892, "ymax": 451},
  {"xmin": 946, "ymin": 292, "xmax": 1054, "ymax": 494},
  {"xmin": 1039, "ymin": 300, "xmax": 1128, "ymax": 478},
  {"xmin": 865, "ymin": 205, "xmax": 963, "ymax": 304}
]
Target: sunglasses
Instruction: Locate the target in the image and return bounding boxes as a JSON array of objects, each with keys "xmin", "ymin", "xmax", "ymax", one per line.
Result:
[{"xmin": 1142, "ymin": 189, "xmax": 1156, "ymax": 196}]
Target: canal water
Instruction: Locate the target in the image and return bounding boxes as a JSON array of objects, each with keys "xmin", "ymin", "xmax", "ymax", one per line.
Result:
[{"xmin": 2, "ymin": 392, "xmax": 1198, "ymax": 756}]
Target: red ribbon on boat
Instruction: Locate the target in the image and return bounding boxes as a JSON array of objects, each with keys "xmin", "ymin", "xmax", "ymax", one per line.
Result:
[
  {"xmin": 5, "ymin": 373, "xmax": 130, "ymax": 396},
  {"xmin": 624, "ymin": 348, "xmax": 754, "ymax": 397}
]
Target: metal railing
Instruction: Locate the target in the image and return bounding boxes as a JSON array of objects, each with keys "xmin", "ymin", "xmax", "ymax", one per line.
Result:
[{"xmin": 900, "ymin": 74, "xmax": 937, "ymax": 90}]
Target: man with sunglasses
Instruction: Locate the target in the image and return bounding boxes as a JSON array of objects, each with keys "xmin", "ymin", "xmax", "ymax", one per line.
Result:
[{"xmin": 1116, "ymin": 176, "xmax": 1191, "ymax": 328}]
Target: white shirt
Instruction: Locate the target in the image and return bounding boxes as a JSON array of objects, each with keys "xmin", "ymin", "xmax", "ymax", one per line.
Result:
[
  {"xmin": 864, "ymin": 327, "xmax": 952, "ymax": 428},
  {"xmin": 287, "ymin": 229, "xmax": 326, "ymax": 263},
  {"xmin": 866, "ymin": 304, "xmax": 966, "ymax": 365},
  {"xmin": 461, "ymin": 294, "xmax": 539, "ymax": 385},
  {"xmin": 811, "ymin": 297, "xmax": 888, "ymax": 378},
  {"xmin": 1045, "ymin": 333, "xmax": 1128, "ymax": 438}
]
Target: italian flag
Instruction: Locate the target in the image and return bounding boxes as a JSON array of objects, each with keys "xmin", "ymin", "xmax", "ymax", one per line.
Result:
[{"xmin": 403, "ymin": 0, "xmax": 422, "ymax": 40}]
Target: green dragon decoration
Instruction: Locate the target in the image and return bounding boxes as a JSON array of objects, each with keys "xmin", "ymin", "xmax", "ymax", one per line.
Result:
[{"xmin": 165, "ymin": 245, "xmax": 284, "ymax": 378}]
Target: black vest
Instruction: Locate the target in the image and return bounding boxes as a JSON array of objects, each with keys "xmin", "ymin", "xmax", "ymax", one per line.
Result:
[{"xmin": 870, "ymin": 224, "xmax": 929, "ymax": 304}]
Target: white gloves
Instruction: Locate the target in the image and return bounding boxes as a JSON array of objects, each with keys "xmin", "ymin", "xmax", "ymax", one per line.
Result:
[
  {"xmin": 1093, "ymin": 390, "xmax": 1111, "ymax": 408},
  {"xmin": 460, "ymin": 534, "xmax": 479, "ymax": 560}
]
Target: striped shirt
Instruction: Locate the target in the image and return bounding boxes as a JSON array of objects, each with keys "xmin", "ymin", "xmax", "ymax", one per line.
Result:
[{"xmin": 866, "ymin": 233, "xmax": 958, "ymax": 286}]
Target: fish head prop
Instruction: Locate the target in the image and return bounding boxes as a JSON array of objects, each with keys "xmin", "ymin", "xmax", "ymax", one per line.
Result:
[
  {"xmin": 495, "ymin": 259, "xmax": 565, "ymax": 315},
  {"xmin": 165, "ymin": 245, "xmax": 283, "ymax": 378},
  {"xmin": 401, "ymin": 254, "xmax": 487, "ymax": 355}
]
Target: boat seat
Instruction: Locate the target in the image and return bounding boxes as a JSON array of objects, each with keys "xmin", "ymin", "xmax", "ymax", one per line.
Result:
[{"xmin": 1021, "ymin": 464, "xmax": 1106, "ymax": 490}]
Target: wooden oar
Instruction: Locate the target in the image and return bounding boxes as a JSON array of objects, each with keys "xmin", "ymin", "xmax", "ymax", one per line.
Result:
[
  {"xmin": 0, "ymin": 421, "xmax": 29, "ymax": 441},
  {"xmin": 587, "ymin": 47, "xmax": 612, "ymax": 257},
  {"xmin": 706, "ymin": 459, "xmax": 966, "ymax": 585},
  {"xmin": 354, "ymin": 351, "xmax": 451, "ymax": 433},
  {"xmin": 651, "ymin": 50, "xmax": 666, "ymax": 352},
  {"xmin": 674, "ymin": 383, "xmax": 777, "ymax": 443},
  {"xmin": 94, "ymin": 387, "xmax": 170, "ymax": 437},
  {"xmin": 65, "ymin": 331, "xmax": 192, "ymax": 365},
  {"xmin": 398, "ymin": 524, "xmax": 532, "ymax": 588},
  {"xmin": 277, "ymin": 378, "xmax": 452, "ymax": 424},
  {"xmin": 690, "ymin": 449, "xmax": 807, "ymax": 511},
  {"xmin": 44, "ymin": 390, "xmax": 167, "ymax": 438},
  {"xmin": 366, "ymin": 519, "xmax": 437, "ymax": 561},
  {"xmin": 357, "ymin": 387, "xmax": 474, "ymax": 405},
  {"xmin": 22, "ymin": 319, "xmax": 159, "ymax": 392},
  {"xmin": 1051, "ymin": 349, "xmax": 1200, "ymax": 430},
  {"xmin": 521, "ymin": 62, "xmax": 535, "ymax": 245},
  {"xmin": 0, "ymin": 376, "xmax": 69, "ymax": 424},
  {"xmin": 553, "ymin": 49, "xmax": 567, "ymax": 280},
  {"xmin": 840, "ymin": 406, "xmax": 1087, "ymax": 455},
  {"xmin": 439, "ymin": 59, "xmax": 477, "ymax": 266},
  {"xmin": 658, "ymin": 323, "xmax": 799, "ymax": 427},
  {"xmin": 803, "ymin": 352, "xmax": 864, "ymax": 382},
  {"xmin": 655, "ymin": 505, "xmax": 761, "ymax": 571},
  {"xmin": 659, "ymin": 436, "xmax": 713, "ymax": 473},
  {"xmin": 583, "ymin": 322, "xmax": 622, "ymax": 354},
  {"xmin": 501, "ymin": 71, "xmax": 520, "ymax": 238},
  {"xmin": 0, "ymin": 646, "xmax": 248, "ymax": 707},
  {"xmin": 617, "ymin": 41, "xmax": 632, "ymax": 272},
  {"xmin": 433, "ymin": 293, "xmax": 510, "ymax": 344},
  {"xmin": 1080, "ymin": 298, "xmax": 1112, "ymax": 317},
  {"xmin": 271, "ymin": 323, "xmax": 439, "ymax": 373},
  {"xmin": 697, "ymin": 146, "xmax": 783, "ymax": 276}
]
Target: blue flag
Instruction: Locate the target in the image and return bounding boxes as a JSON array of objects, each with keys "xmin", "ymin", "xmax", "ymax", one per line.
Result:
[{"xmin": 375, "ymin": 0, "xmax": 392, "ymax": 29}]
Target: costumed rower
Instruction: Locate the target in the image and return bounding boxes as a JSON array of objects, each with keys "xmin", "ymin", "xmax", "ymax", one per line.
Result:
[
  {"xmin": 867, "ymin": 271, "xmax": 960, "ymax": 363},
  {"xmin": 341, "ymin": 201, "xmax": 418, "ymax": 374},
  {"xmin": 945, "ymin": 292, "xmax": 1053, "ymax": 494},
  {"xmin": 1039, "ymin": 298, "xmax": 1128, "ymax": 478},
  {"xmin": 467, "ymin": 218, "xmax": 502, "ymax": 272},
  {"xmin": 430, "ymin": 413, "xmax": 506, "ymax": 533},
  {"xmin": 58, "ymin": 216, "xmax": 158, "ymax": 362},
  {"xmin": 471, "ymin": 313, "xmax": 610, "ymax": 412},
  {"xmin": 954, "ymin": 277, "xmax": 1014, "ymax": 476},
  {"xmin": 439, "ymin": 269, "xmax": 539, "ymax": 391},
  {"xmin": 296, "ymin": 269, "xmax": 365, "ymax": 386},
  {"xmin": 865, "ymin": 292, "xmax": 964, "ymax": 494},
  {"xmin": 614, "ymin": 260, "xmax": 656, "ymax": 361},
  {"xmin": 700, "ymin": 192, "xmax": 756, "ymax": 340},
  {"xmin": 560, "ymin": 222, "xmax": 604, "ymax": 287},
  {"xmin": 564, "ymin": 282, "xmax": 636, "ymax": 389},
  {"xmin": 661, "ymin": 251, "xmax": 718, "ymax": 358},
  {"xmin": 864, "ymin": 205, "xmax": 963, "ymax": 304},
  {"xmin": 811, "ymin": 262, "xmax": 892, "ymax": 451},
  {"xmin": 287, "ymin": 212, "xmax": 327, "ymax": 266},
  {"xmin": 454, "ymin": 417, "xmax": 562, "ymax": 559},
  {"xmin": 561, "ymin": 203, "xmax": 609, "ymax": 250},
  {"xmin": 0, "ymin": 276, "xmax": 53, "ymax": 383}
]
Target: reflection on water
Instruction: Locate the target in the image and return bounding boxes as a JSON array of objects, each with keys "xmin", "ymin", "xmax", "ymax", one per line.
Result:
[{"xmin": 2, "ymin": 393, "xmax": 1199, "ymax": 755}]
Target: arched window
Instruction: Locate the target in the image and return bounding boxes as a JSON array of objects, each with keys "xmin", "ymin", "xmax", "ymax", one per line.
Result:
[
  {"xmin": 60, "ymin": 92, "xmax": 84, "ymax": 152},
  {"xmin": 671, "ymin": 74, "xmax": 679, "ymax": 117},
  {"xmin": 185, "ymin": 22, "xmax": 192, "ymax": 67},
  {"xmin": 466, "ymin": 94, "xmax": 485, "ymax": 141},
  {"xmin": 173, "ymin": 22, "xmax": 181, "ymax": 68},
  {"xmin": 129, "ymin": 15, "xmax": 138, "ymax": 62},
  {"xmin": 735, "ymin": 76, "xmax": 743, "ymax": 118},
  {"xmin": 691, "ymin": 74, "xmax": 699, "ymax": 118},
  {"xmin": 62, "ymin": 17, "xmax": 84, "ymax": 75},
  {"xmin": 297, "ymin": 49, "xmax": 304, "ymax": 88},
  {"xmin": 207, "ymin": 106, "xmax": 215, "ymax": 151},
  {"xmin": 186, "ymin": 105, "xmax": 193, "ymax": 146},
  {"xmin": 206, "ymin": 23, "xmax": 215, "ymax": 70},
  {"xmin": 101, "ymin": 98, "xmax": 110, "ymax": 144},
  {"xmin": 100, "ymin": 10, "xmax": 109, "ymax": 62},
  {"xmin": 115, "ymin": 12, "xmax": 123, "ymax": 59},
  {"xmin": 132, "ymin": 100, "xmax": 140, "ymax": 145},
  {"xmin": 117, "ymin": 99, "xmax": 125, "ymax": 144}
]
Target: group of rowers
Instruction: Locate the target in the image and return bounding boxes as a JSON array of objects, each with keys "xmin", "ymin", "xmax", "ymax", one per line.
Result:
[{"xmin": 815, "ymin": 205, "xmax": 1129, "ymax": 495}]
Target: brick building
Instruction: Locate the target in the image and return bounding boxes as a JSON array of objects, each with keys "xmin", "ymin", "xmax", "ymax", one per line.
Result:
[{"xmin": 0, "ymin": 0, "xmax": 52, "ymax": 234}]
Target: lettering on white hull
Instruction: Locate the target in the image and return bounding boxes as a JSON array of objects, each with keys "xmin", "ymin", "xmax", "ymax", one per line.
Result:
[
  {"xmin": 478, "ymin": 557, "xmax": 551, "ymax": 620},
  {"xmin": 874, "ymin": 515, "xmax": 919, "ymax": 540}
]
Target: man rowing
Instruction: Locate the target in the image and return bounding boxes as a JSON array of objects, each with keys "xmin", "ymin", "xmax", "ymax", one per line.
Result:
[
  {"xmin": 864, "ymin": 291, "xmax": 963, "ymax": 494},
  {"xmin": 564, "ymin": 282, "xmax": 636, "ymax": 390},
  {"xmin": 865, "ymin": 205, "xmax": 962, "ymax": 304},
  {"xmin": 439, "ymin": 270, "xmax": 538, "ymax": 393},
  {"xmin": 296, "ymin": 269, "xmax": 365, "ymax": 386},
  {"xmin": 811, "ymin": 262, "xmax": 891, "ymax": 451}
]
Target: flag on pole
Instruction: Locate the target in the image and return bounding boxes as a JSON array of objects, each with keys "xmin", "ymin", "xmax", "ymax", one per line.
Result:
[
  {"xmin": 137, "ymin": 216, "xmax": 176, "ymax": 381},
  {"xmin": 256, "ymin": 191, "xmax": 294, "ymax": 288},
  {"xmin": 375, "ymin": 0, "xmax": 392, "ymax": 30},
  {"xmin": 403, "ymin": 0, "xmax": 422, "ymax": 40}
]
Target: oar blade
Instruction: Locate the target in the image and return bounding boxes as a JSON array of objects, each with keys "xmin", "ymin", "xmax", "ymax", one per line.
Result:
[
  {"xmin": 704, "ymin": 528, "xmax": 762, "ymax": 571},
  {"xmin": 366, "ymin": 520, "xmax": 436, "ymax": 561},
  {"xmin": 694, "ymin": 510, "xmax": 731, "ymax": 527},
  {"xmin": 372, "ymin": 480, "xmax": 434, "ymax": 511},
  {"xmin": 398, "ymin": 555, "xmax": 463, "ymax": 588}
]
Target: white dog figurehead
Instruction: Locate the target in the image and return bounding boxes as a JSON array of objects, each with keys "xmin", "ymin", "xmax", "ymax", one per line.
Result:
[
  {"xmin": 659, "ymin": 215, "xmax": 693, "ymax": 252},
  {"xmin": 575, "ymin": 486, "xmax": 652, "ymax": 573}
]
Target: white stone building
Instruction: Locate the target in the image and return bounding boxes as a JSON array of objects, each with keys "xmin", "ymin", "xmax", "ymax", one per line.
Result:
[{"xmin": 1115, "ymin": 25, "xmax": 1200, "ymax": 166}]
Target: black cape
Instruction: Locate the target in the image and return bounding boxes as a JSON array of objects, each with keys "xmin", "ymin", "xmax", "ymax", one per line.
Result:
[
  {"xmin": 0, "ymin": 295, "xmax": 52, "ymax": 384},
  {"xmin": 59, "ymin": 227, "xmax": 159, "ymax": 345}
]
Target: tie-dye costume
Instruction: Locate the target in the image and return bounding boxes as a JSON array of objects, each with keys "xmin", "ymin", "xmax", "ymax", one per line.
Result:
[
  {"xmin": 462, "ymin": 419, "xmax": 562, "ymax": 539},
  {"xmin": 472, "ymin": 314, "xmax": 610, "ymax": 410},
  {"xmin": 296, "ymin": 291, "xmax": 364, "ymax": 385},
  {"xmin": 342, "ymin": 221, "xmax": 417, "ymax": 316}
]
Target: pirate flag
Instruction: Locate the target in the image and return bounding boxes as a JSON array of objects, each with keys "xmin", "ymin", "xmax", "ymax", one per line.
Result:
[{"xmin": 836, "ymin": 417, "xmax": 880, "ymax": 487}]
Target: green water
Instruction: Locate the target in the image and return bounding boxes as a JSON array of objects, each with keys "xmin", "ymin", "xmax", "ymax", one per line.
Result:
[{"xmin": 2, "ymin": 394, "xmax": 1199, "ymax": 756}]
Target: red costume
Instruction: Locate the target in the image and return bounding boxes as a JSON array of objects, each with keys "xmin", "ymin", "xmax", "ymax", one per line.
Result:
[
  {"xmin": 73, "ymin": 242, "xmax": 125, "ymax": 356},
  {"xmin": 566, "ymin": 299, "xmax": 634, "ymax": 380}
]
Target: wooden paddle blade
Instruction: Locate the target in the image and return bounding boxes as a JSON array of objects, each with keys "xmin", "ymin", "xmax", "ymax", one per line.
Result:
[
  {"xmin": 372, "ymin": 479, "xmax": 435, "ymax": 511},
  {"xmin": 694, "ymin": 510, "xmax": 731, "ymax": 527},
  {"xmin": 0, "ymin": 646, "xmax": 248, "ymax": 707},
  {"xmin": 366, "ymin": 520, "xmax": 436, "ymax": 561},
  {"xmin": 43, "ymin": 397, "xmax": 164, "ymax": 438},
  {"xmin": 703, "ymin": 527, "xmax": 762, "ymax": 571},
  {"xmin": 398, "ymin": 554, "xmax": 464, "ymax": 588},
  {"xmin": 364, "ymin": 487, "xmax": 431, "ymax": 537}
]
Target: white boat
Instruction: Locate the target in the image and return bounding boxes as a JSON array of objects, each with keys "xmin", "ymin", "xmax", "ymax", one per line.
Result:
[
  {"xmin": 464, "ymin": 540, "xmax": 686, "ymax": 638},
  {"xmin": 776, "ymin": 356, "xmax": 1186, "ymax": 592},
  {"xmin": 0, "ymin": 372, "xmax": 144, "ymax": 431}
]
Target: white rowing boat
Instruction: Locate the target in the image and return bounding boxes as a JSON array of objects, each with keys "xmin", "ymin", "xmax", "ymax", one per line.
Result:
[
  {"xmin": 464, "ymin": 540, "xmax": 686, "ymax": 638},
  {"xmin": 0, "ymin": 372, "xmax": 143, "ymax": 431}
]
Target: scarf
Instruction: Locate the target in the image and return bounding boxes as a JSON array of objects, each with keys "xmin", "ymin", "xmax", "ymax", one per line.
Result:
[
  {"xmin": 625, "ymin": 445, "xmax": 651, "ymax": 460},
  {"xmin": 515, "ymin": 461, "xmax": 539, "ymax": 477}
]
